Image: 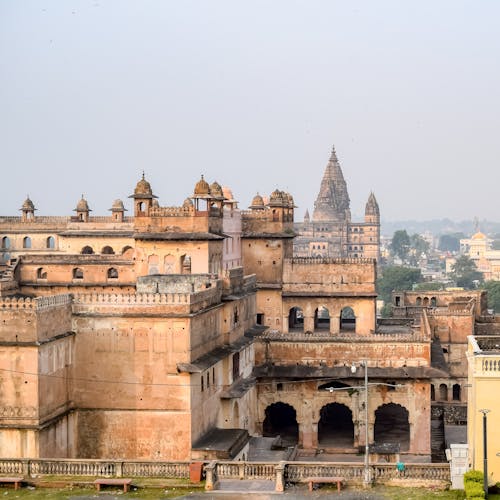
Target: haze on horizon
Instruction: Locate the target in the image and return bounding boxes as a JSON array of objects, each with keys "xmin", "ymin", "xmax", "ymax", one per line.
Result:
[{"xmin": 1, "ymin": 1, "xmax": 499, "ymax": 222}]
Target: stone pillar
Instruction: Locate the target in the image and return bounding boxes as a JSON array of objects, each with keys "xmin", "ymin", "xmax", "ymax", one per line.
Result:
[
  {"xmin": 204, "ymin": 461, "xmax": 217, "ymax": 491},
  {"xmin": 304, "ymin": 315, "xmax": 314, "ymax": 333},
  {"xmin": 275, "ymin": 461, "xmax": 286, "ymax": 492},
  {"xmin": 299, "ymin": 422, "xmax": 316, "ymax": 449},
  {"xmin": 330, "ymin": 315, "xmax": 340, "ymax": 334}
]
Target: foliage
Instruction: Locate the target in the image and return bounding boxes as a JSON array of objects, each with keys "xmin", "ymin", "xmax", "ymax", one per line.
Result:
[
  {"xmin": 390, "ymin": 230, "xmax": 411, "ymax": 262},
  {"xmin": 377, "ymin": 266, "xmax": 423, "ymax": 304},
  {"xmin": 410, "ymin": 233, "xmax": 430, "ymax": 257},
  {"xmin": 464, "ymin": 470, "xmax": 485, "ymax": 500},
  {"xmin": 438, "ymin": 233, "xmax": 464, "ymax": 253},
  {"xmin": 484, "ymin": 281, "xmax": 500, "ymax": 312},
  {"xmin": 413, "ymin": 282, "xmax": 445, "ymax": 291},
  {"xmin": 451, "ymin": 256, "xmax": 483, "ymax": 289}
]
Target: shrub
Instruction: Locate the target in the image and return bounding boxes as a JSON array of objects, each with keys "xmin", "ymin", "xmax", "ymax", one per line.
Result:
[
  {"xmin": 464, "ymin": 482, "xmax": 485, "ymax": 499},
  {"xmin": 464, "ymin": 470, "xmax": 484, "ymax": 483}
]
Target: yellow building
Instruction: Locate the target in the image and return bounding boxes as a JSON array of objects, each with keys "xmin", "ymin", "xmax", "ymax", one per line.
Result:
[{"xmin": 467, "ymin": 335, "xmax": 500, "ymax": 484}]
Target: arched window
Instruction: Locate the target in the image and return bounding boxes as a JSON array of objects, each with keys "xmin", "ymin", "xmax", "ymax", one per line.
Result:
[
  {"xmin": 73, "ymin": 268, "xmax": 84, "ymax": 279},
  {"xmin": 439, "ymin": 383, "xmax": 448, "ymax": 401},
  {"xmin": 81, "ymin": 246, "xmax": 94, "ymax": 254},
  {"xmin": 122, "ymin": 246, "xmax": 134, "ymax": 258},
  {"xmin": 23, "ymin": 236, "xmax": 31, "ymax": 249},
  {"xmin": 37, "ymin": 267, "xmax": 47, "ymax": 279},
  {"xmin": 340, "ymin": 307, "xmax": 356, "ymax": 332},
  {"xmin": 107, "ymin": 268, "xmax": 118, "ymax": 279},
  {"xmin": 46, "ymin": 236, "xmax": 55, "ymax": 249},
  {"xmin": 430, "ymin": 297, "xmax": 437, "ymax": 307},
  {"xmin": 148, "ymin": 254, "xmax": 159, "ymax": 275},
  {"xmin": 181, "ymin": 255, "xmax": 191, "ymax": 274},
  {"xmin": 416, "ymin": 297, "xmax": 422, "ymax": 306},
  {"xmin": 1, "ymin": 236, "xmax": 11, "ymax": 249},
  {"xmin": 101, "ymin": 246, "xmax": 115, "ymax": 255},
  {"xmin": 452, "ymin": 384, "xmax": 461, "ymax": 401},
  {"xmin": 314, "ymin": 306, "xmax": 330, "ymax": 331},
  {"xmin": 288, "ymin": 307, "xmax": 304, "ymax": 332}
]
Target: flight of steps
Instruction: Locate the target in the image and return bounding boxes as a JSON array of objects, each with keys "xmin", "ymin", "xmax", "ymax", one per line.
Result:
[{"xmin": 431, "ymin": 418, "xmax": 446, "ymax": 462}]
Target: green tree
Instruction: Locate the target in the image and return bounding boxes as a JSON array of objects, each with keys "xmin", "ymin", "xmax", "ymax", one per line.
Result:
[
  {"xmin": 376, "ymin": 266, "xmax": 423, "ymax": 305},
  {"xmin": 410, "ymin": 233, "xmax": 430, "ymax": 257},
  {"xmin": 413, "ymin": 282, "xmax": 445, "ymax": 292},
  {"xmin": 438, "ymin": 233, "xmax": 464, "ymax": 253},
  {"xmin": 484, "ymin": 280, "xmax": 500, "ymax": 313},
  {"xmin": 451, "ymin": 255, "xmax": 482, "ymax": 289},
  {"xmin": 390, "ymin": 230, "xmax": 410, "ymax": 262}
]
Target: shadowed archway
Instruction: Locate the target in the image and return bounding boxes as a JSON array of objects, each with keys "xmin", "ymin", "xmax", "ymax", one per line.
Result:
[
  {"xmin": 318, "ymin": 403, "xmax": 354, "ymax": 447},
  {"xmin": 263, "ymin": 402, "xmax": 298, "ymax": 446},
  {"xmin": 374, "ymin": 403, "xmax": 410, "ymax": 451}
]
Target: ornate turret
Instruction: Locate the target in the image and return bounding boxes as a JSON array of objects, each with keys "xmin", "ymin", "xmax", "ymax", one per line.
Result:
[
  {"xmin": 191, "ymin": 175, "xmax": 213, "ymax": 211},
  {"xmin": 109, "ymin": 199, "xmax": 127, "ymax": 222},
  {"xmin": 364, "ymin": 192, "xmax": 380, "ymax": 223},
  {"xmin": 304, "ymin": 209, "xmax": 310, "ymax": 223},
  {"xmin": 74, "ymin": 195, "xmax": 91, "ymax": 222},
  {"xmin": 249, "ymin": 193, "xmax": 265, "ymax": 210},
  {"xmin": 312, "ymin": 145, "xmax": 351, "ymax": 222},
  {"xmin": 20, "ymin": 196, "xmax": 36, "ymax": 222},
  {"xmin": 129, "ymin": 173, "xmax": 157, "ymax": 217}
]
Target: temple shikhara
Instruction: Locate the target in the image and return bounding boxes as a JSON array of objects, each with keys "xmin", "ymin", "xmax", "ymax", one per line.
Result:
[{"xmin": 0, "ymin": 147, "xmax": 479, "ymax": 465}]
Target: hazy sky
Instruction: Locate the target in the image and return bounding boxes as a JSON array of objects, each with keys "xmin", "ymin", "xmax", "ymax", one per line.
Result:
[{"xmin": 1, "ymin": 1, "xmax": 499, "ymax": 221}]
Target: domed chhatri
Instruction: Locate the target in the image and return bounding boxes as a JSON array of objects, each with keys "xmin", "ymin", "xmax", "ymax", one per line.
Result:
[
  {"xmin": 268, "ymin": 189, "xmax": 285, "ymax": 207},
  {"xmin": 209, "ymin": 181, "xmax": 224, "ymax": 200},
  {"xmin": 134, "ymin": 172, "xmax": 153, "ymax": 197},
  {"xmin": 249, "ymin": 193, "xmax": 265, "ymax": 210},
  {"xmin": 193, "ymin": 175, "xmax": 211, "ymax": 197},
  {"xmin": 182, "ymin": 197, "xmax": 194, "ymax": 209},
  {"xmin": 74, "ymin": 195, "xmax": 91, "ymax": 213},
  {"xmin": 110, "ymin": 199, "xmax": 126, "ymax": 212},
  {"xmin": 20, "ymin": 196, "xmax": 36, "ymax": 212}
]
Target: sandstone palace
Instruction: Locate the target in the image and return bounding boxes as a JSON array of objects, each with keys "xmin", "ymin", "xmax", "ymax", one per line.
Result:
[{"xmin": 0, "ymin": 147, "xmax": 479, "ymax": 463}]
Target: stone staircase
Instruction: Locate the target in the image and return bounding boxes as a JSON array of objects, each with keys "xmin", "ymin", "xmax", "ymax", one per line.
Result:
[{"xmin": 431, "ymin": 418, "xmax": 446, "ymax": 462}]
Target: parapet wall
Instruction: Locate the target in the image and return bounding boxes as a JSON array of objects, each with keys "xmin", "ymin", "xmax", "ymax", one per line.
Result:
[
  {"xmin": 282, "ymin": 258, "xmax": 376, "ymax": 295},
  {"xmin": 0, "ymin": 294, "xmax": 73, "ymax": 342}
]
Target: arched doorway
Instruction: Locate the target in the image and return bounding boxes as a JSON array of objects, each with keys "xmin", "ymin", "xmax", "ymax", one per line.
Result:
[
  {"xmin": 288, "ymin": 307, "xmax": 304, "ymax": 332},
  {"xmin": 314, "ymin": 306, "xmax": 330, "ymax": 331},
  {"xmin": 374, "ymin": 403, "xmax": 410, "ymax": 451},
  {"xmin": 263, "ymin": 402, "xmax": 298, "ymax": 446},
  {"xmin": 318, "ymin": 403, "xmax": 354, "ymax": 447},
  {"xmin": 340, "ymin": 307, "xmax": 356, "ymax": 332}
]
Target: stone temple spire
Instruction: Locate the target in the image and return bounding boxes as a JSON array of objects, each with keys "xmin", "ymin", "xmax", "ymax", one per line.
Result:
[{"xmin": 312, "ymin": 145, "xmax": 351, "ymax": 222}]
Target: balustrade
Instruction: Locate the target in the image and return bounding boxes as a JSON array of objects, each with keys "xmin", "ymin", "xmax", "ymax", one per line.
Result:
[{"xmin": 0, "ymin": 458, "xmax": 450, "ymax": 486}]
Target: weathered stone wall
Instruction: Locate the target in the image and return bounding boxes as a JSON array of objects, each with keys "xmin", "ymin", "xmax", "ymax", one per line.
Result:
[
  {"xmin": 76, "ymin": 409, "xmax": 191, "ymax": 460},
  {"xmin": 242, "ymin": 239, "xmax": 286, "ymax": 285},
  {"xmin": 255, "ymin": 339, "xmax": 430, "ymax": 368}
]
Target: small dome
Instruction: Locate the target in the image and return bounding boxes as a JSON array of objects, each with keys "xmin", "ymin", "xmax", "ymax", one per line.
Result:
[
  {"xmin": 151, "ymin": 199, "xmax": 160, "ymax": 208},
  {"xmin": 210, "ymin": 181, "xmax": 224, "ymax": 199},
  {"xmin": 74, "ymin": 195, "xmax": 91, "ymax": 212},
  {"xmin": 249, "ymin": 193, "xmax": 265, "ymax": 209},
  {"xmin": 194, "ymin": 175, "xmax": 210, "ymax": 196},
  {"xmin": 471, "ymin": 231, "xmax": 486, "ymax": 240},
  {"xmin": 134, "ymin": 173, "xmax": 153, "ymax": 196},
  {"xmin": 20, "ymin": 196, "xmax": 35, "ymax": 211},
  {"xmin": 183, "ymin": 198, "xmax": 194, "ymax": 208},
  {"xmin": 284, "ymin": 192, "xmax": 295, "ymax": 208},
  {"xmin": 222, "ymin": 186, "xmax": 234, "ymax": 201},
  {"xmin": 110, "ymin": 199, "xmax": 126, "ymax": 211}
]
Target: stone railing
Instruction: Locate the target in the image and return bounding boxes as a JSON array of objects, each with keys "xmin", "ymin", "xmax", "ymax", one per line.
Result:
[
  {"xmin": 0, "ymin": 458, "xmax": 450, "ymax": 491},
  {"xmin": 150, "ymin": 206, "xmax": 195, "ymax": 217},
  {"xmin": 0, "ymin": 294, "xmax": 72, "ymax": 310},
  {"xmin": 260, "ymin": 330, "xmax": 428, "ymax": 343},
  {"xmin": 480, "ymin": 357, "xmax": 500, "ymax": 373},
  {"xmin": 0, "ymin": 459, "xmax": 191, "ymax": 478},
  {"xmin": 285, "ymin": 257, "xmax": 375, "ymax": 265}
]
